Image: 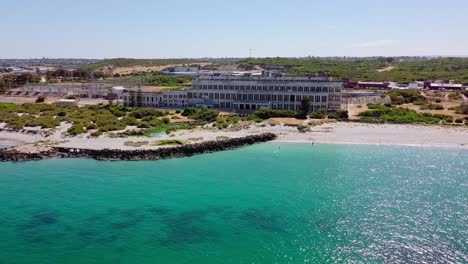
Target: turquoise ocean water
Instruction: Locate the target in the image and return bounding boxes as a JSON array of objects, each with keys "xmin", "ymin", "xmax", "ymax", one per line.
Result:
[{"xmin": 0, "ymin": 143, "xmax": 466, "ymax": 263}]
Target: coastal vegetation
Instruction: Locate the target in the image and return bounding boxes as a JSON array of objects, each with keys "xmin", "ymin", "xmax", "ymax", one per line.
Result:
[
  {"xmin": 241, "ymin": 57, "xmax": 468, "ymax": 83},
  {"xmin": 182, "ymin": 107, "xmax": 219, "ymax": 122},
  {"xmin": 77, "ymin": 58, "xmax": 203, "ymax": 72},
  {"xmin": 252, "ymin": 109, "xmax": 298, "ymax": 119},
  {"xmin": 0, "ymin": 103, "xmax": 173, "ymax": 135},
  {"xmin": 387, "ymin": 89, "xmax": 426, "ymax": 105},
  {"xmin": 0, "ymin": 73, "xmax": 42, "ymax": 93},
  {"xmin": 109, "ymin": 74, "xmax": 193, "ymax": 88},
  {"xmin": 152, "ymin": 139, "xmax": 187, "ymax": 146},
  {"xmin": 359, "ymin": 104, "xmax": 453, "ymax": 124}
]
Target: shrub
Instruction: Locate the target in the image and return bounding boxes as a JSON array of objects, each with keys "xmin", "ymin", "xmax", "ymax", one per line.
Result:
[
  {"xmin": 188, "ymin": 107, "xmax": 219, "ymax": 122},
  {"xmin": 327, "ymin": 111, "xmax": 348, "ymax": 120},
  {"xmin": 86, "ymin": 123, "xmax": 97, "ymax": 130},
  {"xmin": 152, "ymin": 139, "xmax": 187, "ymax": 146},
  {"xmin": 36, "ymin": 96, "xmax": 46, "ymax": 103},
  {"xmin": 182, "ymin": 107, "xmax": 197, "ymax": 116},
  {"xmin": 175, "ymin": 109, "xmax": 182, "ymax": 114},
  {"xmin": 308, "ymin": 121, "xmax": 320, "ymax": 126},
  {"xmin": 36, "ymin": 116, "xmax": 60, "ymax": 129},
  {"xmin": 387, "ymin": 89, "xmax": 425, "ymax": 105},
  {"xmin": 309, "ymin": 109, "xmax": 327, "ymax": 119},
  {"xmin": 297, "ymin": 125, "xmax": 310, "ymax": 133},
  {"xmin": 253, "ymin": 109, "xmax": 297, "ymax": 119},
  {"xmin": 121, "ymin": 116, "xmax": 139, "ymax": 126},
  {"xmin": 130, "ymin": 108, "xmax": 165, "ymax": 119},
  {"xmin": 454, "ymin": 118, "xmax": 463, "ymax": 124},
  {"xmin": 420, "ymin": 104, "xmax": 444, "ymax": 110},
  {"xmin": 435, "ymin": 99, "xmax": 442, "ymax": 103},
  {"xmin": 124, "ymin": 141, "xmax": 149, "ymax": 147},
  {"xmin": 359, "ymin": 105, "xmax": 452, "ymax": 124},
  {"xmin": 137, "ymin": 122, "xmax": 151, "ymax": 128},
  {"xmin": 90, "ymin": 131, "xmax": 102, "ymax": 137},
  {"xmin": 162, "ymin": 117, "xmax": 170, "ymax": 124},
  {"xmin": 149, "ymin": 117, "xmax": 164, "ymax": 127},
  {"xmin": 68, "ymin": 124, "xmax": 87, "ymax": 135},
  {"xmin": 335, "ymin": 110, "xmax": 349, "ymax": 120}
]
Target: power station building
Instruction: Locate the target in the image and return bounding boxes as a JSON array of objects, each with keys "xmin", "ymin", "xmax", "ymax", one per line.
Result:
[{"xmin": 123, "ymin": 75, "xmax": 342, "ymax": 112}]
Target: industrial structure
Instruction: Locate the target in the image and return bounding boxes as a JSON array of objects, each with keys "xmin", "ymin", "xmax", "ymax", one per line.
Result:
[{"xmin": 123, "ymin": 75, "xmax": 343, "ymax": 112}]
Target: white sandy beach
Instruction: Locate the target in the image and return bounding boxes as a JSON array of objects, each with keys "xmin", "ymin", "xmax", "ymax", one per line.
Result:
[{"xmin": 1, "ymin": 122, "xmax": 467, "ymax": 151}]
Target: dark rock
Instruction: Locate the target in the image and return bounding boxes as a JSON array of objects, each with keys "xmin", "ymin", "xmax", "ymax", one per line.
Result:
[{"xmin": 0, "ymin": 133, "xmax": 277, "ymax": 162}]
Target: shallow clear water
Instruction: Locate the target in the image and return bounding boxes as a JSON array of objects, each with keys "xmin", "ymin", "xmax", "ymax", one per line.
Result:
[
  {"xmin": 0, "ymin": 143, "xmax": 466, "ymax": 263},
  {"xmin": 148, "ymin": 131, "xmax": 165, "ymax": 137}
]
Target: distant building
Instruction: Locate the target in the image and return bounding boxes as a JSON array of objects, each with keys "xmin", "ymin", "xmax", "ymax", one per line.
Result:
[
  {"xmin": 110, "ymin": 86, "xmax": 127, "ymax": 100},
  {"xmin": 170, "ymin": 66, "xmax": 199, "ymax": 72},
  {"xmin": 424, "ymin": 82, "xmax": 463, "ymax": 90},
  {"xmin": 408, "ymin": 82, "xmax": 424, "ymax": 89},
  {"xmin": 343, "ymin": 79, "xmax": 390, "ymax": 90},
  {"xmin": 53, "ymin": 98, "xmax": 79, "ymax": 106}
]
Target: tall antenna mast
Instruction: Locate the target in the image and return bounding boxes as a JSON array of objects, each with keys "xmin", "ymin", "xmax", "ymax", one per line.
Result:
[{"xmin": 249, "ymin": 49, "xmax": 252, "ymax": 58}]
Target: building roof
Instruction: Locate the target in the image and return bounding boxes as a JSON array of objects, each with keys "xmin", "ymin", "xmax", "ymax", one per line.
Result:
[
  {"xmin": 430, "ymin": 83, "xmax": 462, "ymax": 87},
  {"xmin": 358, "ymin": 81, "xmax": 389, "ymax": 85}
]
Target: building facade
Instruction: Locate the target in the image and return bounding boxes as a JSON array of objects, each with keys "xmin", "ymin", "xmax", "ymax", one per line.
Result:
[
  {"xmin": 188, "ymin": 76, "xmax": 342, "ymax": 112},
  {"xmin": 124, "ymin": 90, "xmax": 188, "ymax": 108},
  {"xmin": 123, "ymin": 76, "xmax": 342, "ymax": 112}
]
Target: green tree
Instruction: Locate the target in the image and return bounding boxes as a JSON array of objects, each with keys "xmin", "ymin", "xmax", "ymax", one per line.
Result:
[
  {"xmin": 297, "ymin": 97, "xmax": 310, "ymax": 119},
  {"xmin": 136, "ymin": 89, "xmax": 143, "ymax": 107}
]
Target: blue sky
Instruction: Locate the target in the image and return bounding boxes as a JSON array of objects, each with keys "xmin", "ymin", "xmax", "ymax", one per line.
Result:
[{"xmin": 2, "ymin": 0, "xmax": 467, "ymax": 58}]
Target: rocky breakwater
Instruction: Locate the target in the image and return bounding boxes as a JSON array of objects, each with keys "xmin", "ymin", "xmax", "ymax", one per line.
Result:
[{"xmin": 0, "ymin": 133, "xmax": 277, "ymax": 162}]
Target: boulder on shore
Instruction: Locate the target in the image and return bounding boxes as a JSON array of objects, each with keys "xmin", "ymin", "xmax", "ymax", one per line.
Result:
[{"xmin": 0, "ymin": 133, "xmax": 277, "ymax": 162}]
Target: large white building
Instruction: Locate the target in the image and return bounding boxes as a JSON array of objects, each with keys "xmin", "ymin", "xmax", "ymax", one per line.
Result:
[
  {"xmin": 124, "ymin": 90, "xmax": 188, "ymax": 108},
  {"xmin": 123, "ymin": 75, "xmax": 342, "ymax": 112}
]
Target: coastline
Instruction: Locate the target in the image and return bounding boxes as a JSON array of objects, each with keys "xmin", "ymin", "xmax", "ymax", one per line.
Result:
[{"xmin": 1, "ymin": 122, "xmax": 467, "ymax": 153}]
